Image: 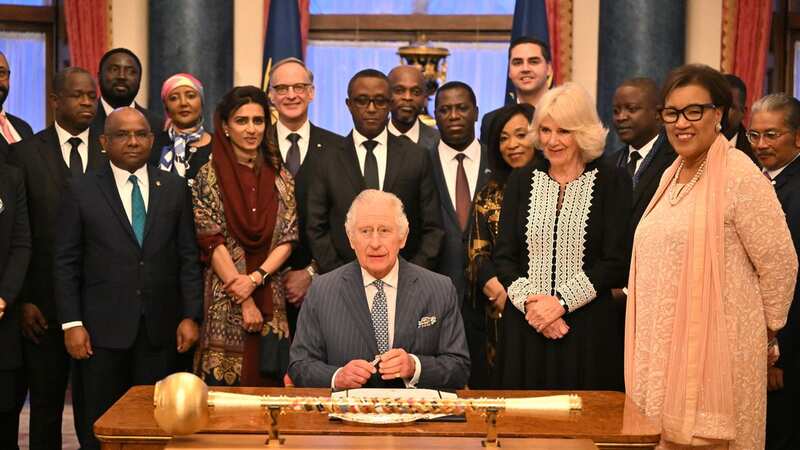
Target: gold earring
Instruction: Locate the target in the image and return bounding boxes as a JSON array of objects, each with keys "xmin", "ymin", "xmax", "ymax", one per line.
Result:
[{"xmin": 716, "ymin": 122, "xmax": 722, "ymax": 133}]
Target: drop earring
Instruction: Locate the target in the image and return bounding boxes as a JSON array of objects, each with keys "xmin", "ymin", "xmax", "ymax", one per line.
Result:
[{"xmin": 715, "ymin": 122, "xmax": 722, "ymax": 133}]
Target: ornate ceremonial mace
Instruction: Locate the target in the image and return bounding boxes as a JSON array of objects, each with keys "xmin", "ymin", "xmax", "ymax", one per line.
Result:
[{"xmin": 153, "ymin": 373, "xmax": 582, "ymax": 448}]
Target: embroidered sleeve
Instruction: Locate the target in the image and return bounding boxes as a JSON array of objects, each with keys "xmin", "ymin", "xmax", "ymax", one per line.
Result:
[
  {"xmin": 191, "ymin": 164, "xmax": 226, "ymax": 262},
  {"xmin": 508, "ymin": 277, "xmax": 532, "ymax": 313},
  {"xmin": 556, "ymin": 271, "xmax": 598, "ymax": 312},
  {"xmin": 273, "ymin": 168, "xmax": 299, "ymax": 248}
]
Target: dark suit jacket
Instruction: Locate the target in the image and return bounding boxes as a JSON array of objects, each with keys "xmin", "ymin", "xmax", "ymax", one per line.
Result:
[
  {"xmin": 0, "ymin": 112, "xmax": 34, "ymax": 163},
  {"xmin": 608, "ymin": 132, "xmax": 677, "ymax": 233},
  {"xmin": 53, "ymin": 164, "xmax": 202, "ymax": 350},
  {"xmin": 479, "ymin": 108, "xmax": 501, "ymax": 143},
  {"xmin": 8, "ymin": 126, "xmax": 107, "ymax": 322},
  {"xmin": 288, "ymin": 258, "xmax": 470, "ymax": 389},
  {"xmin": 90, "ymin": 101, "xmax": 162, "ymax": 137},
  {"xmin": 733, "ymin": 124, "xmax": 760, "ymax": 167},
  {"xmin": 306, "ymin": 131, "xmax": 444, "ymax": 274},
  {"xmin": 772, "ymin": 156, "xmax": 800, "ymax": 378},
  {"xmin": 281, "ymin": 123, "xmax": 343, "ymax": 270},
  {"xmin": 0, "ymin": 163, "xmax": 31, "ymax": 370},
  {"xmin": 417, "ymin": 121, "xmax": 440, "ymax": 152},
  {"xmin": 428, "ymin": 140, "xmax": 490, "ymax": 304}
]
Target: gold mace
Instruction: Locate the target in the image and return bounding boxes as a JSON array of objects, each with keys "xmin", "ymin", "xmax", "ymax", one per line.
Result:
[{"xmin": 153, "ymin": 372, "xmax": 582, "ymax": 436}]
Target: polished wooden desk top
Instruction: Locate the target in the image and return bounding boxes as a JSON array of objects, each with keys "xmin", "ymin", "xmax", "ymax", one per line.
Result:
[{"xmin": 95, "ymin": 386, "xmax": 659, "ymax": 446}]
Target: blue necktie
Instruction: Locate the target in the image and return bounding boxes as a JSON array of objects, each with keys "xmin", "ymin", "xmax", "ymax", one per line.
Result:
[
  {"xmin": 129, "ymin": 174, "xmax": 146, "ymax": 245},
  {"xmin": 370, "ymin": 279, "xmax": 390, "ymax": 354}
]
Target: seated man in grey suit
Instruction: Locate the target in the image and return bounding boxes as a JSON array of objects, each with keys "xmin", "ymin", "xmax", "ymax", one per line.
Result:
[{"xmin": 289, "ymin": 190, "xmax": 469, "ymax": 390}]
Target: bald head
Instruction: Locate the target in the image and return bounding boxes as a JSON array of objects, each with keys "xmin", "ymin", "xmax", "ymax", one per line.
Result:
[
  {"xmin": 388, "ymin": 65, "xmax": 428, "ymax": 132},
  {"xmin": 101, "ymin": 106, "xmax": 154, "ymax": 172}
]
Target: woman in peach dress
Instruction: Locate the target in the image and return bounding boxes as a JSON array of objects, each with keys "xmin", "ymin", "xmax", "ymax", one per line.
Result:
[{"xmin": 625, "ymin": 64, "xmax": 797, "ymax": 449}]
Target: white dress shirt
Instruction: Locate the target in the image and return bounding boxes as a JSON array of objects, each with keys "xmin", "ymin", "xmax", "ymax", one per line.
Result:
[
  {"xmin": 54, "ymin": 121, "xmax": 90, "ymax": 173},
  {"xmin": 627, "ymin": 134, "xmax": 659, "ymax": 174},
  {"xmin": 276, "ymin": 119, "xmax": 311, "ymax": 165},
  {"xmin": 330, "ymin": 258, "xmax": 422, "ymax": 390},
  {"xmin": 0, "ymin": 108, "xmax": 22, "ymax": 143},
  {"xmin": 101, "ymin": 97, "xmax": 136, "ymax": 117},
  {"xmin": 62, "ymin": 162, "xmax": 150, "ymax": 331},
  {"xmin": 765, "ymin": 153, "xmax": 800, "ymax": 181},
  {"xmin": 387, "ymin": 119, "xmax": 421, "ymax": 144},
  {"xmin": 437, "ymin": 138, "xmax": 481, "ymax": 207},
  {"xmin": 352, "ymin": 127, "xmax": 389, "ymax": 190}
]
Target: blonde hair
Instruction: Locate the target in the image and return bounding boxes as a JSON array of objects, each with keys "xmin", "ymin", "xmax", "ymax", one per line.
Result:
[{"xmin": 531, "ymin": 82, "xmax": 608, "ymax": 162}]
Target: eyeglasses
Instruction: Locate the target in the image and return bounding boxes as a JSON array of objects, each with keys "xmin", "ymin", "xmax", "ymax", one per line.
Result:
[
  {"xmin": 659, "ymin": 103, "xmax": 716, "ymax": 123},
  {"xmin": 108, "ymin": 130, "xmax": 152, "ymax": 142},
  {"xmin": 270, "ymin": 83, "xmax": 312, "ymax": 95},
  {"xmin": 746, "ymin": 129, "xmax": 791, "ymax": 145},
  {"xmin": 0, "ymin": 69, "xmax": 9, "ymax": 81},
  {"xmin": 349, "ymin": 96, "xmax": 390, "ymax": 109}
]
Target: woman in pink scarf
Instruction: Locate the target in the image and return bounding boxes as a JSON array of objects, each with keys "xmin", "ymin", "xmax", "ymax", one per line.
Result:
[{"xmin": 625, "ymin": 64, "xmax": 796, "ymax": 449}]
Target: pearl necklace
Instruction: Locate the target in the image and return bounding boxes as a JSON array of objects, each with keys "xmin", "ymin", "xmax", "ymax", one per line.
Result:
[{"xmin": 669, "ymin": 158, "xmax": 707, "ymax": 205}]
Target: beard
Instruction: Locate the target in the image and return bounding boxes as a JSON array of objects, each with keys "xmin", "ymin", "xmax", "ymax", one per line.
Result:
[{"xmin": 100, "ymin": 82, "xmax": 138, "ymax": 108}]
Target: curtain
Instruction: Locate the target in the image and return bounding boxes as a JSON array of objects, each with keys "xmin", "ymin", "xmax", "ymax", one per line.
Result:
[
  {"xmin": 64, "ymin": 0, "xmax": 108, "ymax": 75},
  {"xmin": 722, "ymin": 0, "xmax": 772, "ymax": 122},
  {"xmin": 305, "ymin": 40, "xmax": 507, "ymax": 137},
  {"xmin": 0, "ymin": 31, "xmax": 46, "ymax": 132}
]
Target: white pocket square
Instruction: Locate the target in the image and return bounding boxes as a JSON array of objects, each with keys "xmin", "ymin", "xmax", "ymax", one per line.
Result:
[{"xmin": 417, "ymin": 316, "xmax": 437, "ymax": 328}]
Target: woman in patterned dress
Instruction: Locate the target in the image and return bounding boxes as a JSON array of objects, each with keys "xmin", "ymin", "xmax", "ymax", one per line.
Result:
[
  {"xmin": 466, "ymin": 103, "xmax": 535, "ymax": 388},
  {"xmin": 625, "ymin": 64, "xmax": 796, "ymax": 449},
  {"xmin": 192, "ymin": 86, "xmax": 298, "ymax": 386},
  {"xmin": 495, "ymin": 82, "xmax": 632, "ymax": 390}
]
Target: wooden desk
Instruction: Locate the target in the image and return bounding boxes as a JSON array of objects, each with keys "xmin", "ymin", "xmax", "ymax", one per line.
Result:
[{"xmin": 95, "ymin": 387, "xmax": 659, "ymax": 450}]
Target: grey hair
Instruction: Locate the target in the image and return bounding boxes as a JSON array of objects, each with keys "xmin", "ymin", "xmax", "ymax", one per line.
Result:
[
  {"xmin": 269, "ymin": 57, "xmax": 314, "ymax": 84},
  {"xmin": 344, "ymin": 189, "xmax": 409, "ymax": 236},
  {"xmin": 751, "ymin": 93, "xmax": 800, "ymax": 130}
]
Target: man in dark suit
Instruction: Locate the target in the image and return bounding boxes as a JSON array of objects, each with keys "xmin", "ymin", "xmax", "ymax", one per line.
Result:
[
  {"xmin": 54, "ymin": 107, "xmax": 202, "ymax": 449},
  {"xmin": 90, "ymin": 48, "xmax": 161, "ymax": 137},
  {"xmin": 290, "ymin": 190, "xmax": 469, "ymax": 390},
  {"xmin": 479, "ymin": 36, "xmax": 552, "ymax": 141},
  {"xmin": 430, "ymin": 81, "xmax": 490, "ymax": 387},
  {"xmin": 609, "ymin": 77, "xmax": 676, "ymax": 232},
  {"xmin": 267, "ymin": 57, "xmax": 342, "ymax": 334},
  {"xmin": 749, "ymin": 93, "xmax": 800, "ymax": 450},
  {"xmin": 0, "ymin": 51, "xmax": 34, "ymax": 162},
  {"xmin": 0, "ymin": 162, "xmax": 31, "ymax": 449},
  {"xmin": 723, "ymin": 73, "xmax": 759, "ymax": 166},
  {"xmin": 9, "ymin": 67, "xmax": 106, "ymax": 450},
  {"xmin": 306, "ymin": 69, "xmax": 444, "ymax": 274},
  {"xmin": 387, "ymin": 65, "xmax": 440, "ymax": 150}
]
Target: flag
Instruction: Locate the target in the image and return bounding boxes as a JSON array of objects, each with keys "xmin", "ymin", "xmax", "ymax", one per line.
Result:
[
  {"xmin": 505, "ymin": 0, "xmax": 551, "ymax": 104},
  {"xmin": 262, "ymin": 0, "xmax": 304, "ymax": 91}
]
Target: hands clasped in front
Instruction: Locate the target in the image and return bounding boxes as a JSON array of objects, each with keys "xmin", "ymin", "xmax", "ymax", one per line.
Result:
[
  {"xmin": 525, "ymin": 294, "xmax": 569, "ymax": 339},
  {"xmin": 334, "ymin": 348, "xmax": 416, "ymax": 390}
]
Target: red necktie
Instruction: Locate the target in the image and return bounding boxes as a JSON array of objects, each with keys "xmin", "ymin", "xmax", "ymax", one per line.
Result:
[
  {"xmin": 455, "ymin": 153, "xmax": 470, "ymax": 231},
  {"xmin": 0, "ymin": 113, "xmax": 17, "ymax": 144}
]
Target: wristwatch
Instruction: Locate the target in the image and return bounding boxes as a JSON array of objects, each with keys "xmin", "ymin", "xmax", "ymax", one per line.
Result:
[
  {"xmin": 305, "ymin": 264, "xmax": 317, "ymax": 279},
  {"xmin": 254, "ymin": 268, "xmax": 270, "ymax": 285},
  {"xmin": 555, "ymin": 292, "xmax": 569, "ymax": 313}
]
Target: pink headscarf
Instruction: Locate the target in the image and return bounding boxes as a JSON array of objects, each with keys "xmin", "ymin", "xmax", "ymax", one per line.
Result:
[{"xmin": 160, "ymin": 73, "xmax": 204, "ymax": 130}]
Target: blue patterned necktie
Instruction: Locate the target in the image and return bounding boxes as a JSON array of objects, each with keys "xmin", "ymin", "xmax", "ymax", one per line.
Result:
[
  {"xmin": 370, "ymin": 279, "xmax": 390, "ymax": 354},
  {"xmin": 128, "ymin": 174, "xmax": 146, "ymax": 245}
]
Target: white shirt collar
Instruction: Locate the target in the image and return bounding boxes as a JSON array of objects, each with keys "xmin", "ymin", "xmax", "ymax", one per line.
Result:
[
  {"xmin": 361, "ymin": 258, "xmax": 400, "ymax": 289},
  {"xmin": 387, "ymin": 119, "xmax": 421, "ymax": 144},
  {"xmin": 101, "ymin": 97, "xmax": 136, "ymax": 117},
  {"xmin": 276, "ymin": 119, "xmax": 310, "ymax": 143},
  {"xmin": 438, "ymin": 137, "xmax": 481, "ymax": 162},
  {"xmin": 54, "ymin": 120, "xmax": 90, "ymax": 148},
  {"xmin": 109, "ymin": 160, "xmax": 148, "ymax": 183},
  {"xmin": 766, "ymin": 153, "xmax": 800, "ymax": 180},
  {"xmin": 352, "ymin": 126, "xmax": 388, "ymax": 149},
  {"xmin": 628, "ymin": 134, "xmax": 659, "ymax": 160}
]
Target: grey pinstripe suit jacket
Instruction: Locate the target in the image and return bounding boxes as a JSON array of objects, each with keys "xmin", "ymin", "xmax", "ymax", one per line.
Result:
[{"xmin": 288, "ymin": 258, "xmax": 470, "ymax": 390}]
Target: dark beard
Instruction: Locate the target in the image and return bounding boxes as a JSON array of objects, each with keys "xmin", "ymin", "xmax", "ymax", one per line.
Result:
[{"xmin": 100, "ymin": 84, "xmax": 137, "ymax": 108}]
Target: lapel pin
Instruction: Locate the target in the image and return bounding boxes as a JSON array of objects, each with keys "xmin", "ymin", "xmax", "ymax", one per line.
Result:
[{"xmin": 156, "ymin": 180, "xmax": 161, "ymax": 187}]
